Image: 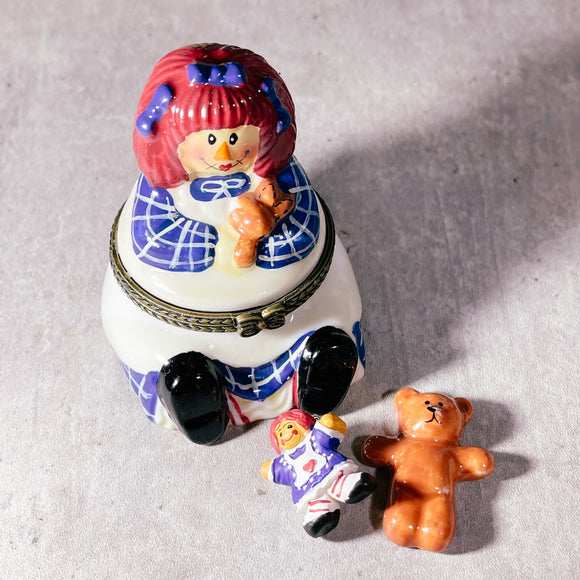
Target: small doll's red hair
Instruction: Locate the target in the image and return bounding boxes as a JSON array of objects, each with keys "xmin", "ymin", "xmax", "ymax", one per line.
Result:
[
  {"xmin": 269, "ymin": 409, "xmax": 316, "ymax": 453},
  {"xmin": 133, "ymin": 43, "xmax": 296, "ymax": 188}
]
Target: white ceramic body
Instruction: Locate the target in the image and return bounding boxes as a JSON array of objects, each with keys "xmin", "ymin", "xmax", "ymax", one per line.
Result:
[{"xmin": 102, "ymin": 180, "xmax": 364, "ymax": 427}]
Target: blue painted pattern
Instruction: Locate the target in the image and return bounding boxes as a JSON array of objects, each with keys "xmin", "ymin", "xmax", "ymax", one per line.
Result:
[
  {"xmin": 216, "ymin": 333, "xmax": 313, "ymax": 402},
  {"xmin": 189, "ymin": 173, "xmax": 250, "ymax": 201},
  {"xmin": 352, "ymin": 321, "xmax": 366, "ymax": 369},
  {"xmin": 131, "ymin": 157, "xmax": 320, "ymax": 272},
  {"xmin": 122, "ymin": 321, "xmax": 363, "ymax": 422},
  {"xmin": 135, "ymin": 83, "xmax": 173, "ymax": 138},
  {"xmin": 120, "ymin": 363, "xmax": 159, "ymax": 422},
  {"xmin": 131, "ymin": 174, "xmax": 218, "ymax": 272},
  {"xmin": 120, "ymin": 332, "xmax": 312, "ymax": 420},
  {"xmin": 256, "ymin": 158, "xmax": 320, "ymax": 268},
  {"xmin": 186, "ymin": 62, "xmax": 245, "ymax": 86}
]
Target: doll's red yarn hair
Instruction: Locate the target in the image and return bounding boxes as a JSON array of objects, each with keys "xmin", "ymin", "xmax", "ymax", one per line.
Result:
[
  {"xmin": 133, "ymin": 44, "xmax": 296, "ymax": 188},
  {"xmin": 269, "ymin": 409, "xmax": 316, "ymax": 453}
]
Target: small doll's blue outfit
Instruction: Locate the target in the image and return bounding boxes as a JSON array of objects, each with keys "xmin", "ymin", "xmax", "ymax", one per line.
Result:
[
  {"xmin": 265, "ymin": 417, "xmax": 374, "ymax": 537},
  {"xmin": 269, "ymin": 420, "xmax": 359, "ymax": 507}
]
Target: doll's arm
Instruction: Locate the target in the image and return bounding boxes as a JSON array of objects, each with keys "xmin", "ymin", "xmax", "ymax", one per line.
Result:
[
  {"xmin": 454, "ymin": 447, "xmax": 495, "ymax": 481},
  {"xmin": 262, "ymin": 456, "xmax": 294, "ymax": 487},
  {"xmin": 312, "ymin": 414, "xmax": 347, "ymax": 451},
  {"xmin": 261, "ymin": 459, "xmax": 274, "ymax": 481},
  {"xmin": 318, "ymin": 413, "xmax": 347, "ymax": 435},
  {"xmin": 229, "ymin": 178, "xmax": 295, "ymax": 268},
  {"xmin": 361, "ymin": 436, "xmax": 398, "ymax": 468}
]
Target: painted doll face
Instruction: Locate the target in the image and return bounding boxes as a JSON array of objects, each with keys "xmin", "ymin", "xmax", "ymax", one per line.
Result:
[
  {"xmin": 275, "ymin": 419, "xmax": 309, "ymax": 451},
  {"xmin": 177, "ymin": 125, "xmax": 260, "ymax": 179}
]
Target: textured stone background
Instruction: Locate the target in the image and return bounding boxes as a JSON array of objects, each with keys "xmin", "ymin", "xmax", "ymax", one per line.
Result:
[{"xmin": 1, "ymin": 1, "xmax": 578, "ymax": 578}]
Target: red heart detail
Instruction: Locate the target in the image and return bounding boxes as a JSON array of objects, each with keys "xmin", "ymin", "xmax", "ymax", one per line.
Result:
[{"xmin": 303, "ymin": 459, "xmax": 316, "ymax": 473}]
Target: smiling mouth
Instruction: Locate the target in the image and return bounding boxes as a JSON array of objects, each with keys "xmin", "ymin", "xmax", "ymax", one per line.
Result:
[
  {"xmin": 203, "ymin": 159, "xmax": 241, "ymax": 172},
  {"xmin": 425, "ymin": 411, "xmax": 441, "ymax": 424},
  {"xmin": 201, "ymin": 158, "xmax": 241, "ymax": 172},
  {"xmin": 202, "ymin": 150, "xmax": 249, "ymax": 172}
]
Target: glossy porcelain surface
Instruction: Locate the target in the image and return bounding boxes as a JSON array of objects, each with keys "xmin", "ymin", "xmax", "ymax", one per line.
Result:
[
  {"xmin": 101, "ymin": 43, "xmax": 365, "ymax": 435},
  {"xmin": 361, "ymin": 388, "xmax": 494, "ymax": 552},
  {"xmin": 261, "ymin": 411, "xmax": 376, "ymax": 537}
]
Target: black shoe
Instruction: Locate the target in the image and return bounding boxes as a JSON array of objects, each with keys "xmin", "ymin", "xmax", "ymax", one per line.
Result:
[
  {"xmin": 297, "ymin": 326, "xmax": 358, "ymax": 416},
  {"xmin": 344, "ymin": 472, "xmax": 376, "ymax": 504},
  {"xmin": 303, "ymin": 510, "xmax": 341, "ymax": 538},
  {"xmin": 156, "ymin": 352, "xmax": 228, "ymax": 445}
]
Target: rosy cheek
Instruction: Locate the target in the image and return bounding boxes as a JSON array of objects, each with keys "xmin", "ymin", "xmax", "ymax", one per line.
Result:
[
  {"xmin": 238, "ymin": 143, "xmax": 257, "ymax": 158},
  {"xmin": 191, "ymin": 145, "xmax": 209, "ymax": 161}
]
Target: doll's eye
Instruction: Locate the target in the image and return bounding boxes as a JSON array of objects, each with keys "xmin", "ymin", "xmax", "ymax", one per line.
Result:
[
  {"xmin": 229, "ymin": 133, "xmax": 238, "ymax": 145},
  {"xmin": 286, "ymin": 424, "xmax": 293, "ymax": 430},
  {"xmin": 208, "ymin": 134, "xmax": 216, "ymax": 145}
]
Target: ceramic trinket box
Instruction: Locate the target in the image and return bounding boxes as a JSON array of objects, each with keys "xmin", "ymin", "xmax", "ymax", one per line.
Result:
[
  {"xmin": 101, "ymin": 44, "xmax": 365, "ymax": 445},
  {"xmin": 261, "ymin": 410, "xmax": 376, "ymax": 537},
  {"xmin": 361, "ymin": 388, "xmax": 495, "ymax": 552}
]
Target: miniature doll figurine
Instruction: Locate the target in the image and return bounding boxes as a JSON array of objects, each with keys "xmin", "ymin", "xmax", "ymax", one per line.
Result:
[
  {"xmin": 261, "ymin": 410, "xmax": 376, "ymax": 537},
  {"xmin": 361, "ymin": 388, "xmax": 495, "ymax": 552},
  {"xmin": 101, "ymin": 44, "xmax": 365, "ymax": 445}
]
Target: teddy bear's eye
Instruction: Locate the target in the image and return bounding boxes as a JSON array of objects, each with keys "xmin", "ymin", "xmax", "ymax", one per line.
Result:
[
  {"xmin": 438, "ymin": 402, "xmax": 444, "ymax": 407},
  {"xmin": 425, "ymin": 401, "xmax": 430, "ymax": 405}
]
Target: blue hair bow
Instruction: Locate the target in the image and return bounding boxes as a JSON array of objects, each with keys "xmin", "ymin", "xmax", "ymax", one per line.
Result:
[
  {"xmin": 261, "ymin": 78, "xmax": 291, "ymax": 133},
  {"xmin": 186, "ymin": 62, "xmax": 246, "ymax": 86},
  {"xmin": 135, "ymin": 84, "xmax": 173, "ymax": 138}
]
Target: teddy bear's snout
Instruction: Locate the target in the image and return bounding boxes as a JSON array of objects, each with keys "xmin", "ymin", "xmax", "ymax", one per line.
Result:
[{"xmin": 426, "ymin": 401, "xmax": 444, "ymax": 413}]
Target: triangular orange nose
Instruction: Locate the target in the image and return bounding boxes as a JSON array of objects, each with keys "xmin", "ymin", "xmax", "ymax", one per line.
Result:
[{"xmin": 214, "ymin": 141, "xmax": 231, "ymax": 161}]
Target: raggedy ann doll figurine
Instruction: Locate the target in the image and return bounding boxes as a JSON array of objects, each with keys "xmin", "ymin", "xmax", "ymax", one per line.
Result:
[
  {"xmin": 261, "ymin": 410, "xmax": 376, "ymax": 537},
  {"xmin": 102, "ymin": 44, "xmax": 365, "ymax": 445}
]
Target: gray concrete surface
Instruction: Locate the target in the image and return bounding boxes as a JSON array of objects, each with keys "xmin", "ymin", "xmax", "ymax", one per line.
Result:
[{"xmin": 1, "ymin": 1, "xmax": 578, "ymax": 578}]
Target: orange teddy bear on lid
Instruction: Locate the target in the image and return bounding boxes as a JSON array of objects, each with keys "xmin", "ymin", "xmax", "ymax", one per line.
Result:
[{"xmin": 361, "ymin": 388, "xmax": 494, "ymax": 552}]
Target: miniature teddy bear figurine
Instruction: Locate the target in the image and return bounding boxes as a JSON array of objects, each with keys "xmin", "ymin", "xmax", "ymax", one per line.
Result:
[
  {"xmin": 101, "ymin": 44, "xmax": 365, "ymax": 445},
  {"xmin": 361, "ymin": 388, "xmax": 494, "ymax": 552},
  {"xmin": 261, "ymin": 410, "xmax": 376, "ymax": 538}
]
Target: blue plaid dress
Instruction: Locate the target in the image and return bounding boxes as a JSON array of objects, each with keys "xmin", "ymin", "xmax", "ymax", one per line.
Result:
[
  {"xmin": 131, "ymin": 157, "xmax": 320, "ymax": 272},
  {"xmin": 121, "ymin": 157, "xmax": 365, "ymax": 424}
]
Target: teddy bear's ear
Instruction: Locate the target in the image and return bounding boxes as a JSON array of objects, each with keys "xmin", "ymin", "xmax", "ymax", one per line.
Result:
[
  {"xmin": 455, "ymin": 397, "xmax": 473, "ymax": 424},
  {"xmin": 394, "ymin": 388, "xmax": 418, "ymax": 407}
]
